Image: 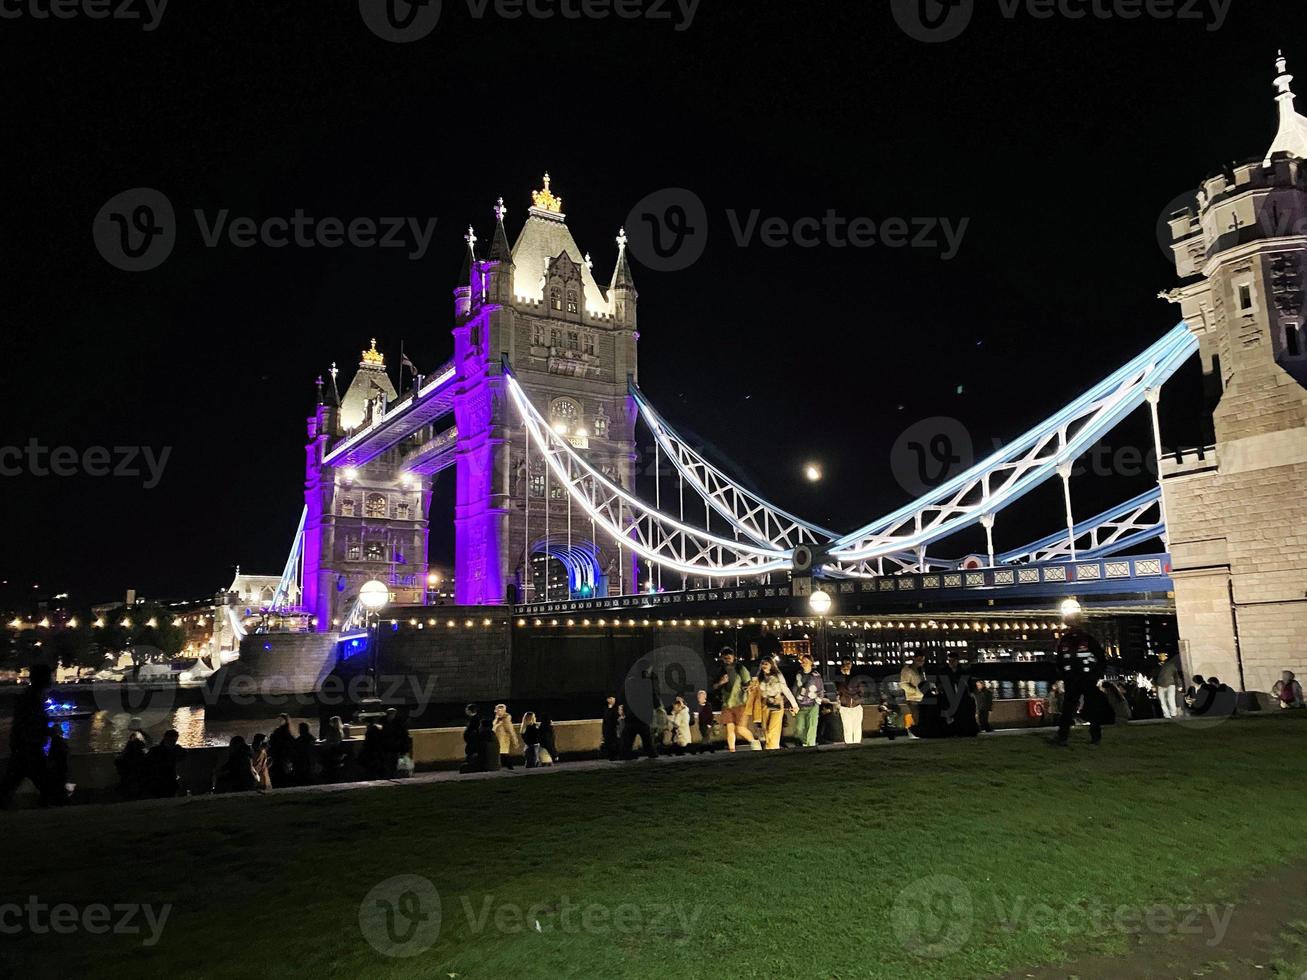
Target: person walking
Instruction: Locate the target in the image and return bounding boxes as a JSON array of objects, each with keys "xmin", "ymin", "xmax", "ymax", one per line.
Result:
[
  {"xmin": 493, "ymin": 704, "xmax": 521, "ymax": 769},
  {"xmin": 601, "ymin": 696, "xmax": 621, "ymax": 761},
  {"xmin": 1051, "ymin": 627, "xmax": 1108, "ymax": 746},
  {"xmin": 791, "ymin": 653, "xmax": 825, "ymax": 747},
  {"xmin": 756, "ymin": 657, "xmax": 799, "ymax": 749},
  {"xmin": 712, "ymin": 648, "xmax": 760, "ymax": 752},
  {"xmin": 1, "ymin": 663, "xmax": 62, "ymax": 808},
  {"xmin": 899, "ymin": 654, "xmax": 927, "ymax": 739},
  {"xmin": 835, "ymin": 660, "xmax": 865, "ymax": 745},
  {"xmin": 1155, "ymin": 651, "xmax": 1184, "ymax": 719}
]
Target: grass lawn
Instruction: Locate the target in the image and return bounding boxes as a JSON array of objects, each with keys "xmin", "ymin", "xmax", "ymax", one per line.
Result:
[{"xmin": 3, "ymin": 714, "xmax": 1306, "ymax": 979}]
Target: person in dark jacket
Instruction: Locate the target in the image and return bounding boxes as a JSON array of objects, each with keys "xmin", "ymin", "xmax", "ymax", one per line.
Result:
[
  {"xmin": 145, "ymin": 729, "xmax": 186, "ymax": 798},
  {"xmin": 601, "ymin": 695, "xmax": 620, "ymax": 760},
  {"xmin": 461, "ymin": 704, "xmax": 481, "ymax": 773},
  {"xmin": 1051, "ymin": 627, "xmax": 1108, "ymax": 746},
  {"xmin": 537, "ymin": 713, "xmax": 558, "ymax": 764},
  {"xmin": 379, "ymin": 709, "xmax": 412, "ymax": 777},
  {"xmin": 475, "ymin": 718, "xmax": 501, "ymax": 772},
  {"xmin": 974, "ymin": 680, "xmax": 995, "ymax": 733},
  {"xmin": 693, "ymin": 689, "xmax": 716, "ymax": 753},
  {"xmin": 267, "ymin": 714, "xmax": 295, "ymax": 787},
  {"xmin": 1154, "ymin": 652, "xmax": 1184, "ymax": 719},
  {"xmin": 214, "ymin": 736, "xmax": 258, "ymax": 794},
  {"xmin": 1, "ymin": 663, "xmax": 62, "ymax": 807},
  {"xmin": 291, "ymin": 723, "xmax": 319, "ymax": 785},
  {"xmin": 116, "ymin": 732, "xmax": 150, "ymax": 800},
  {"xmin": 941, "ymin": 654, "xmax": 980, "ymax": 737}
]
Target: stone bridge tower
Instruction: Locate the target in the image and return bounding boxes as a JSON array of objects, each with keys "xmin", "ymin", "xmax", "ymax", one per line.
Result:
[
  {"xmin": 1160, "ymin": 53, "xmax": 1307, "ymax": 691},
  {"xmin": 452, "ymin": 176, "xmax": 640, "ymax": 605}
]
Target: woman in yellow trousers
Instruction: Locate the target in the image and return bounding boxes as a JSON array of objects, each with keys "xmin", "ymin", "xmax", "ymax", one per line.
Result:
[{"xmin": 755, "ymin": 658, "xmax": 799, "ymax": 749}]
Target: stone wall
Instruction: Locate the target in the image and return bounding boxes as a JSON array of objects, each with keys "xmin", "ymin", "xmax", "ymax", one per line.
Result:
[
  {"xmin": 375, "ymin": 607, "xmax": 513, "ymax": 703},
  {"xmin": 208, "ymin": 632, "xmax": 342, "ymax": 697}
]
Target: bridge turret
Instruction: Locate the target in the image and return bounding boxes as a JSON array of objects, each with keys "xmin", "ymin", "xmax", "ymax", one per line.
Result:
[
  {"xmin": 454, "ymin": 225, "xmax": 476, "ymax": 322},
  {"xmin": 1157, "ymin": 50, "xmax": 1307, "ymax": 694}
]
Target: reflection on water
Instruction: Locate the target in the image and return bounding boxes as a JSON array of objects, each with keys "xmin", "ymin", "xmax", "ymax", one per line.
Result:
[{"xmin": 2, "ymin": 706, "xmax": 319, "ymax": 757}]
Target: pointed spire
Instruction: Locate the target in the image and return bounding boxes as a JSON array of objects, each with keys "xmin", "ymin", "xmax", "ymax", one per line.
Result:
[
  {"xmin": 327, "ymin": 362, "xmax": 341, "ymax": 407},
  {"xmin": 611, "ymin": 227, "xmax": 635, "ymax": 289},
  {"xmin": 488, "ymin": 197, "xmax": 513, "ymax": 261},
  {"xmin": 458, "ymin": 224, "xmax": 478, "ymax": 283},
  {"xmin": 315, "ymin": 375, "xmax": 324, "ymax": 407},
  {"xmin": 1265, "ymin": 50, "xmax": 1307, "ymax": 165}
]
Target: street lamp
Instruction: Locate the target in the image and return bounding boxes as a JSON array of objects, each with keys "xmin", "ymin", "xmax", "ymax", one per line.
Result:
[
  {"xmin": 360, "ymin": 580, "xmax": 390, "ymax": 699},
  {"xmin": 1060, "ymin": 597, "xmax": 1083, "ymax": 621},
  {"xmin": 809, "ymin": 589, "xmax": 832, "ymax": 666}
]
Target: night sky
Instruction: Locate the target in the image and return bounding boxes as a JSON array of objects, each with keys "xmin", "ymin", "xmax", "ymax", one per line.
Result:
[{"xmin": 4, "ymin": 1, "xmax": 1304, "ymax": 607}]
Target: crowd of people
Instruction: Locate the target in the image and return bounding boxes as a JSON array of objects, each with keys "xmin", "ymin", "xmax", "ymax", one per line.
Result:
[{"xmin": 3, "ymin": 637, "xmax": 1301, "ymax": 806}]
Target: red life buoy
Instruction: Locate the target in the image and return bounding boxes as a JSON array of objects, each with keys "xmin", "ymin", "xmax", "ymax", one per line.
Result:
[{"xmin": 1027, "ymin": 698, "xmax": 1045, "ymax": 719}]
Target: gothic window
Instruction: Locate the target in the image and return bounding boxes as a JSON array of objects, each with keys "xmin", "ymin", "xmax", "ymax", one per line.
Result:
[
  {"xmin": 593, "ymin": 409, "xmax": 609, "ymax": 438},
  {"xmin": 551, "ymin": 287, "xmax": 562, "ymax": 311},
  {"xmin": 340, "ymin": 497, "xmax": 357, "ymax": 517},
  {"xmin": 394, "ymin": 501, "xmax": 411, "ymax": 520},
  {"xmin": 550, "ymin": 483, "xmax": 564, "ymax": 500},
  {"xmin": 566, "ymin": 290, "xmax": 579, "ymax": 314},
  {"xmin": 551, "ymin": 399, "xmax": 579, "ymax": 422},
  {"xmin": 532, "ymin": 323, "xmax": 546, "ymax": 347},
  {"xmin": 470, "ymin": 325, "xmax": 481, "ymax": 347},
  {"xmin": 347, "ymin": 542, "xmax": 361, "ymax": 561},
  {"xmin": 584, "ymin": 333, "xmax": 595, "ymax": 355},
  {"xmin": 529, "ymin": 474, "xmax": 545, "ymax": 498},
  {"xmin": 365, "ymin": 541, "xmax": 386, "ymax": 562},
  {"xmin": 1238, "ymin": 283, "xmax": 1253, "ymax": 311},
  {"xmin": 567, "ymin": 331, "xmax": 579, "ymax": 351},
  {"xmin": 1288, "ymin": 324, "xmax": 1303, "ymax": 357},
  {"xmin": 550, "ymin": 328, "xmax": 562, "ymax": 348},
  {"xmin": 365, "ymin": 493, "xmax": 387, "ymax": 518}
]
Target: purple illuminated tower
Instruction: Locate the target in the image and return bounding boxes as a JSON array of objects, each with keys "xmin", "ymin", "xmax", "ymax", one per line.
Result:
[{"xmin": 453, "ymin": 176, "xmax": 640, "ymax": 604}]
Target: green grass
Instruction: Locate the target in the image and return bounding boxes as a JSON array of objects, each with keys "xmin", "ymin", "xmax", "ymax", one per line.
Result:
[{"xmin": 4, "ymin": 714, "xmax": 1306, "ymax": 979}]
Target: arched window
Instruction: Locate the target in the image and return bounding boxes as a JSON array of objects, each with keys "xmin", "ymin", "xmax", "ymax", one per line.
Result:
[
  {"xmin": 566, "ymin": 291, "xmax": 579, "ymax": 314},
  {"xmin": 394, "ymin": 501, "xmax": 410, "ymax": 520},
  {"xmin": 347, "ymin": 542, "xmax": 361, "ymax": 561},
  {"xmin": 551, "ymin": 287, "xmax": 562, "ymax": 311},
  {"xmin": 593, "ymin": 408, "xmax": 609, "ymax": 438},
  {"xmin": 365, "ymin": 494, "xmax": 387, "ymax": 518},
  {"xmin": 529, "ymin": 474, "xmax": 545, "ymax": 498},
  {"xmin": 340, "ymin": 497, "xmax": 357, "ymax": 517},
  {"xmin": 551, "ymin": 399, "xmax": 579, "ymax": 422},
  {"xmin": 365, "ymin": 541, "xmax": 386, "ymax": 561}
]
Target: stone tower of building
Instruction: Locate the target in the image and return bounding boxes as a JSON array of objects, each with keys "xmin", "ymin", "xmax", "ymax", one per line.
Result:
[
  {"xmin": 452, "ymin": 176, "xmax": 640, "ymax": 605},
  {"xmin": 1160, "ymin": 53, "xmax": 1307, "ymax": 691},
  {"xmin": 303, "ymin": 343, "xmax": 432, "ymax": 628}
]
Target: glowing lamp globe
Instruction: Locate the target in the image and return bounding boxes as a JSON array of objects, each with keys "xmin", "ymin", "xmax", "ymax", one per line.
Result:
[
  {"xmin": 1060, "ymin": 597, "xmax": 1083, "ymax": 620},
  {"xmin": 809, "ymin": 590, "xmax": 832, "ymax": 615},
  {"xmin": 360, "ymin": 580, "xmax": 390, "ymax": 612}
]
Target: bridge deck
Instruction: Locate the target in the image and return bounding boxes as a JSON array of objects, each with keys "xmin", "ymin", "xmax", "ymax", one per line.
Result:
[{"xmin": 323, "ymin": 361, "xmax": 458, "ymax": 469}]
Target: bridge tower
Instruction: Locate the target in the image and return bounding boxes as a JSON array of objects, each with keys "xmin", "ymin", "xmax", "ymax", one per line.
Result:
[
  {"xmin": 303, "ymin": 344, "xmax": 432, "ymax": 629},
  {"xmin": 452, "ymin": 176, "xmax": 640, "ymax": 605},
  {"xmin": 1160, "ymin": 53, "xmax": 1307, "ymax": 690}
]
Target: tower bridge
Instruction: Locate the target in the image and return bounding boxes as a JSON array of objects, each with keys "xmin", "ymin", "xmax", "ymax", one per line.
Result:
[{"xmin": 251, "ymin": 55, "xmax": 1307, "ymax": 695}]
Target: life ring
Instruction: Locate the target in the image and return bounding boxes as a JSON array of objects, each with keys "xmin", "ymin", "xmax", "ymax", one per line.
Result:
[{"xmin": 1027, "ymin": 699, "xmax": 1045, "ymax": 719}]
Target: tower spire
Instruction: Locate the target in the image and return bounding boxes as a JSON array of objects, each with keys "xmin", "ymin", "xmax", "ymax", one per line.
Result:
[
  {"xmin": 488, "ymin": 197, "xmax": 513, "ymax": 261},
  {"xmin": 1265, "ymin": 50, "xmax": 1307, "ymax": 165},
  {"xmin": 611, "ymin": 226, "xmax": 635, "ymax": 290}
]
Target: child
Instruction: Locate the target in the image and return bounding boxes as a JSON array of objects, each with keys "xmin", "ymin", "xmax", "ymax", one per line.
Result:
[{"xmin": 879, "ymin": 700, "xmax": 903, "ymax": 741}]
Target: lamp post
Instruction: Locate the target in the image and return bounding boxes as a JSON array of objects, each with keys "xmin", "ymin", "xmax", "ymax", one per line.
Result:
[
  {"xmin": 359, "ymin": 580, "xmax": 390, "ymax": 699},
  {"xmin": 809, "ymin": 589, "xmax": 832, "ymax": 667}
]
